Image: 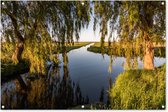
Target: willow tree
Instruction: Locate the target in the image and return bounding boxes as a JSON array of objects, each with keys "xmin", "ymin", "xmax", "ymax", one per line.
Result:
[
  {"xmin": 45, "ymin": 1, "xmax": 91, "ymax": 68},
  {"xmin": 93, "ymin": 1, "xmax": 165, "ymax": 70},
  {"xmin": 93, "ymin": 1, "xmax": 114, "ymax": 55},
  {"xmin": 2, "ymin": 1, "xmax": 26, "ymax": 63},
  {"xmin": 1, "ymin": 1, "xmax": 91, "ymax": 74},
  {"xmin": 1, "ymin": 1, "xmax": 47, "ymax": 64}
]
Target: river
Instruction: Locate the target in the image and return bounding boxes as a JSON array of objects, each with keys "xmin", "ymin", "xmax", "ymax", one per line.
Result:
[{"xmin": 1, "ymin": 43, "xmax": 166, "ymax": 109}]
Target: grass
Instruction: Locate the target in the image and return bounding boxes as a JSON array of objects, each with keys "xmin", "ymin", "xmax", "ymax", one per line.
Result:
[
  {"xmin": 92, "ymin": 42, "xmax": 166, "ymax": 48},
  {"xmin": 87, "ymin": 43, "xmax": 165, "ymax": 57},
  {"xmin": 92, "ymin": 42, "xmax": 109, "ymax": 47},
  {"xmin": 59, "ymin": 42, "xmax": 91, "ymax": 53},
  {"xmin": 109, "ymin": 64, "xmax": 166, "ymax": 109}
]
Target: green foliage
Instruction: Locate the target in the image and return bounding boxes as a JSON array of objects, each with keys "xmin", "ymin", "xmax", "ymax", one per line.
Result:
[
  {"xmin": 1, "ymin": 1, "xmax": 92, "ymax": 75},
  {"xmin": 93, "ymin": 1, "xmax": 165, "ymax": 62},
  {"xmin": 109, "ymin": 64, "xmax": 166, "ymax": 109},
  {"xmin": 1, "ymin": 1, "xmax": 166, "ymax": 74},
  {"xmin": 1, "ymin": 42, "xmax": 15, "ymax": 62},
  {"xmin": 1, "ymin": 42, "xmax": 90, "ymax": 82},
  {"xmin": 93, "ymin": 1, "xmax": 113, "ymax": 52},
  {"xmin": 87, "ymin": 43, "xmax": 165, "ymax": 57},
  {"xmin": 23, "ymin": 39, "xmax": 59, "ymax": 74}
]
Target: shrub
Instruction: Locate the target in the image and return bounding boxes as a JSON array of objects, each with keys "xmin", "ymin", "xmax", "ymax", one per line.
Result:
[{"xmin": 109, "ymin": 64, "xmax": 166, "ymax": 109}]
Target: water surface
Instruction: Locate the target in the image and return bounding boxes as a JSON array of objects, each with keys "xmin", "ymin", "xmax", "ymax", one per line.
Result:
[{"xmin": 1, "ymin": 43, "xmax": 166, "ymax": 109}]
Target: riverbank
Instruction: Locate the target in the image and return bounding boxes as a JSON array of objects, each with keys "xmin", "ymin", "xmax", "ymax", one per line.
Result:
[
  {"xmin": 59, "ymin": 42, "xmax": 91, "ymax": 53},
  {"xmin": 72, "ymin": 64, "xmax": 166, "ymax": 109},
  {"xmin": 109, "ymin": 64, "xmax": 166, "ymax": 109},
  {"xmin": 1, "ymin": 42, "xmax": 91, "ymax": 83},
  {"xmin": 1, "ymin": 42, "xmax": 166, "ymax": 109},
  {"xmin": 87, "ymin": 45, "xmax": 165, "ymax": 57}
]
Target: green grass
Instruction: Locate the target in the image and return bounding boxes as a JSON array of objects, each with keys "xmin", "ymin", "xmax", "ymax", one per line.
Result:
[
  {"xmin": 66, "ymin": 42, "xmax": 91, "ymax": 52},
  {"xmin": 87, "ymin": 46, "xmax": 123, "ymax": 56},
  {"xmin": 92, "ymin": 42, "xmax": 166, "ymax": 48},
  {"xmin": 59, "ymin": 42, "xmax": 91, "ymax": 53},
  {"xmin": 92, "ymin": 42, "xmax": 109, "ymax": 47},
  {"xmin": 109, "ymin": 64, "xmax": 166, "ymax": 109},
  {"xmin": 87, "ymin": 45, "xmax": 165, "ymax": 57}
]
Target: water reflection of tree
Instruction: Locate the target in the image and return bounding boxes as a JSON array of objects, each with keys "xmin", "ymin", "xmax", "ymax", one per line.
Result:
[
  {"xmin": 1, "ymin": 52, "xmax": 88, "ymax": 109},
  {"xmin": 108, "ymin": 55, "xmax": 113, "ymax": 73},
  {"xmin": 99, "ymin": 88, "xmax": 104, "ymax": 102},
  {"xmin": 107, "ymin": 40, "xmax": 139, "ymax": 71},
  {"xmin": 107, "ymin": 41, "xmax": 114, "ymax": 73},
  {"xmin": 123, "ymin": 56, "xmax": 138, "ymax": 70}
]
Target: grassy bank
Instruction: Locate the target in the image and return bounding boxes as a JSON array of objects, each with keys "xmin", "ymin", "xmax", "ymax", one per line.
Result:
[
  {"xmin": 92, "ymin": 42, "xmax": 166, "ymax": 48},
  {"xmin": 59, "ymin": 42, "xmax": 91, "ymax": 53},
  {"xmin": 87, "ymin": 45, "xmax": 165, "ymax": 57},
  {"xmin": 65, "ymin": 42, "xmax": 91, "ymax": 52},
  {"xmin": 1, "ymin": 42, "xmax": 91, "ymax": 83},
  {"xmin": 109, "ymin": 64, "xmax": 166, "ymax": 109}
]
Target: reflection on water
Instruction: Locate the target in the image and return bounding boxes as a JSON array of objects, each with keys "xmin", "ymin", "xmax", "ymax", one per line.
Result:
[
  {"xmin": 108, "ymin": 55, "xmax": 113, "ymax": 73},
  {"xmin": 1, "ymin": 44, "xmax": 166, "ymax": 109},
  {"xmin": 1, "ymin": 61, "xmax": 88, "ymax": 109}
]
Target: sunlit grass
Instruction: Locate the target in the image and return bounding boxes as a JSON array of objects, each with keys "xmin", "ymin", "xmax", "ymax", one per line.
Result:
[
  {"xmin": 65, "ymin": 42, "xmax": 91, "ymax": 52},
  {"xmin": 109, "ymin": 64, "xmax": 166, "ymax": 109}
]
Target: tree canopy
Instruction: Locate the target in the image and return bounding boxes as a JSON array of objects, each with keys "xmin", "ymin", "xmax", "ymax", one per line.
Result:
[
  {"xmin": 1, "ymin": 1, "xmax": 91, "ymax": 73},
  {"xmin": 93, "ymin": 1, "xmax": 165, "ymax": 69},
  {"xmin": 1, "ymin": 1, "xmax": 166, "ymax": 72}
]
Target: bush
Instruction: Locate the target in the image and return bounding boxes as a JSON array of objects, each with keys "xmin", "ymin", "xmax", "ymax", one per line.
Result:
[{"xmin": 109, "ymin": 64, "xmax": 166, "ymax": 109}]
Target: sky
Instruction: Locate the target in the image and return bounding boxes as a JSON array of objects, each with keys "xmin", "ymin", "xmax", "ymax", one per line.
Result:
[
  {"xmin": 78, "ymin": 16, "xmax": 101, "ymax": 42},
  {"xmin": 78, "ymin": 15, "xmax": 118, "ymax": 42},
  {"xmin": 78, "ymin": 1, "xmax": 118, "ymax": 42}
]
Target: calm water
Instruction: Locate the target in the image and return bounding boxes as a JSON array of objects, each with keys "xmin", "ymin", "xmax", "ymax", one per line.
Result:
[{"xmin": 1, "ymin": 43, "xmax": 166, "ymax": 109}]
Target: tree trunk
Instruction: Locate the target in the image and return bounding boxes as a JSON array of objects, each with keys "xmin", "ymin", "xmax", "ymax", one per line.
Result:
[
  {"xmin": 12, "ymin": 42, "xmax": 24, "ymax": 64},
  {"xmin": 143, "ymin": 41, "xmax": 154, "ymax": 70}
]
